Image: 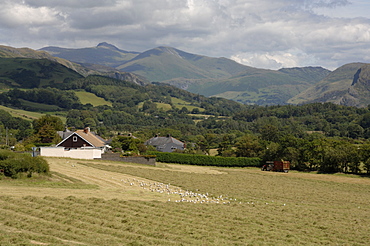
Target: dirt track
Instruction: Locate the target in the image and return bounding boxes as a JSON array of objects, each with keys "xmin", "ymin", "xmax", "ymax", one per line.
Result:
[{"xmin": 1, "ymin": 158, "xmax": 173, "ymax": 201}]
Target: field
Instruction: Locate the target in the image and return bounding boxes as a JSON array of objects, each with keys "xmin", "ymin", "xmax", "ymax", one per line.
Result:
[
  {"xmin": 1, "ymin": 158, "xmax": 370, "ymax": 245},
  {"xmin": 0, "ymin": 105, "xmax": 66, "ymax": 123},
  {"xmin": 171, "ymin": 97, "xmax": 204, "ymax": 112},
  {"xmin": 73, "ymin": 91, "xmax": 113, "ymax": 107}
]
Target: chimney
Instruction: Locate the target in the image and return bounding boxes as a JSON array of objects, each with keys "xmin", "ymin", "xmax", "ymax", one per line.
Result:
[{"xmin": 84, "ymin": 127, "xmax": 90, "ymax": 134}]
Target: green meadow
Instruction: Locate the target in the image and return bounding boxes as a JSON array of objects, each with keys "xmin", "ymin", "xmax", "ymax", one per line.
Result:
[
  {"xmin": 73, "ymin": 90, "xmax": 113, "ymax": 107},
  {"xmin": 0, "ymin": 105, "xmax": 66, "ymax": 123}
]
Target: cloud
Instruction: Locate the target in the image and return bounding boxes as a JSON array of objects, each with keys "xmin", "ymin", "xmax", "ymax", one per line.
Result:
[
  {"xmin": 0, "ymin": 1, "xmax": 63, "ymax": 28},
  {"xmin": 231, "ymin": 49, "xmax": 318, "ymax": 70},
  {"xmin": 0, "ymin": 0, "xmax": 369, "ymax": 70}
]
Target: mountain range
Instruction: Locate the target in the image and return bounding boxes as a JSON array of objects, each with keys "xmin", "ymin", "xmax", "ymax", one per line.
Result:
[
  {"xmin": 1, "ymin": 42, "xmax": 369, "ymax": 107},
  {"xmin": 41, "ymin": 43, "xmax": 334, "ymax": 105}
]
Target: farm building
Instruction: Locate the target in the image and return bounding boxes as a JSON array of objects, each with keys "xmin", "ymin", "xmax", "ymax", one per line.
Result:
[
  {"xmin": 40, "ymin": 127, "xmax": 109, "ymax": 159},
  {"xmin": 144, "ymin": 134, "xmax": 185, "ymax": 152}
]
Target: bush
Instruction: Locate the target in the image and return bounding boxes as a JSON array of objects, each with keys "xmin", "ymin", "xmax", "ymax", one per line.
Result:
[
  {"xmin": 0, "ymin": 150, "xmax": 49, "ymax": 179},
  {"xmin": 147, "ymin": 151, "xmax": 261, "ymax": 167}
]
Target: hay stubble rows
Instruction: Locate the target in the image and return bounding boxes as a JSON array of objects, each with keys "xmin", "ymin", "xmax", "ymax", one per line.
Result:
[{"xmin": 0, "ymin": 157, "xmax": 370, "ymax": 245}]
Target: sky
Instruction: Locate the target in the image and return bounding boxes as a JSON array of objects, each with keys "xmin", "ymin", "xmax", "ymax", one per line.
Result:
[{"xmin": 0, "ymin": 0, "xmax": 370, "ymax": 70}]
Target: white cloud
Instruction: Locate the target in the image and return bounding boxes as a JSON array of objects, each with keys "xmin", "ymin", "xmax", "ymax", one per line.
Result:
[
  {"xmin": 231, "ymin": 49, "xmax": 318, "ymax": 70},
  {"xmin": 0, "ymin": 2, "xmax": 63, "ymax": 28},
  {"xmin": 0, "ymin": 0, "xmax": 369, "ymax": 70}
]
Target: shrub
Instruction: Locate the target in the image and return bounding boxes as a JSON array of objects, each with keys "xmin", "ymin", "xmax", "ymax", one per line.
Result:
[
  {"xmin": 0, "ymin": 150, "xmax": 49, "ymax": 178},
  {"xmin": 146, "ymin": 151, "xmax": 261, "ymax": 167}
]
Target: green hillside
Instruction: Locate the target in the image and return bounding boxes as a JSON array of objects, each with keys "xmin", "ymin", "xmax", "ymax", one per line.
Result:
[
  {"xmin": 117, "ymin": 46, "xmax": 248, "ymax": 82},
  {"xmin": 0, "ymin": 58, "xmax": 83, "ymax": 89},
  {"xmin": 0, "ymin": 105, "xmax": 65, "ymax": 122},
  {"xmin": 187, "ymin": 67, "xmax": 330, "ymax": 105},
  {"xmin": 0, "ymin": 45, "xmax": 92, "ymax": 76},
  {"xmin": 40, "ymin": 43, "xmax": 331, "ymax": 105},
  {"xmin": 288, "ymin": 63, "xmax": 365, "ymax": 105}
]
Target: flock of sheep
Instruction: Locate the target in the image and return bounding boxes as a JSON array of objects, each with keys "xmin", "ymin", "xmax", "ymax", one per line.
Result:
[{"xmin": 116, "ymin": 176, "xmax": 238, "ymax": 204}]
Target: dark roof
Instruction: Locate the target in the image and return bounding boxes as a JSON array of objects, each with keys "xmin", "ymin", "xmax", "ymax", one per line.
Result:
[
  {"xmin": 145, "ymin": 136, "xmax": 184, "ymax": 146},
  {"xmin": 56, "ymin": 129, "xmax": 106, "ymax": 148},
  {"xmin": 57, "ymin": 129, "xmax": 73, "ymax": 139}
]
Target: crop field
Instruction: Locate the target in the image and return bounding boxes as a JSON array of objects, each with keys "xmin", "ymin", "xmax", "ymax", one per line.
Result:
[{"xmin": 1, "ymin": 158, "xmax": 370, "ymax": 245}]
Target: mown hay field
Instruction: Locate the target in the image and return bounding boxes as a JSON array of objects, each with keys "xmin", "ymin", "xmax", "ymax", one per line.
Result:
[{"xmin": 1, "ymin": 157, "xmax": 370, "ymax": 245}]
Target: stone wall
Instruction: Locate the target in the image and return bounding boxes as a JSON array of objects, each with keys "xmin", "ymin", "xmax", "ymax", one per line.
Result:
[{"xmin": 100, "ymin": 153, "xmax": 156, "ymax": 166}]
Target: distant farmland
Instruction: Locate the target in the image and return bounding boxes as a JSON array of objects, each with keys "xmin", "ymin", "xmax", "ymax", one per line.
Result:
[{"xmin": 0, "ymin": 158, "xmax": 369, "ymax": 245}]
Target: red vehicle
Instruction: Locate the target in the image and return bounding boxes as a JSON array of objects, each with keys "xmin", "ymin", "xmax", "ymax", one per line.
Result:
[{"xmin": 262, "ymin": 161, "xmax": 290, "ymax": 173}]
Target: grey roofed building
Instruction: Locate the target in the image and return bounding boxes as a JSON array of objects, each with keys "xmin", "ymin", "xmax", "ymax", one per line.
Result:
[
  {"xmin": 57, "ymin": 128, "xmax": 73, "ymax": 139},
  {"xmin": 144, "ymin": 134, "xmax": 185, "ymax": 152}
]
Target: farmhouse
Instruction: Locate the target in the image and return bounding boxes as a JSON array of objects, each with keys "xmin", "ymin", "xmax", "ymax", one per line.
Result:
[
  {"xmin": 40, "ymin": 127, "xmax": 109, "ymax": 159},
  {"xmin": 144, "ymin": 134, "xmax": 185, "ymax": 152}
]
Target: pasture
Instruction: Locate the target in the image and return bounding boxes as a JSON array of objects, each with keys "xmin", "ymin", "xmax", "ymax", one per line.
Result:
[
  {"xmin": 0, "ymin": 157, "xmax": 369, "ymax": 245},
  {"xmin": 0, "ymin": 105, "xmax": 63, "ymax": 122},
  {"xmin": 73, "ymin": 91, "xmax": 113, "ymax": 107}
]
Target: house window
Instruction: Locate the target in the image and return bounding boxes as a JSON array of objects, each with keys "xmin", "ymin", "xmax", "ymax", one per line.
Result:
[{"xmin": 73, "ymin": 136, "xmax": 77, "ymax": 142}]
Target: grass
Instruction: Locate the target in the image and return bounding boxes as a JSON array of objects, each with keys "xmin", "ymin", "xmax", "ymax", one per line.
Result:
[
  {"xmin": 0, "ymin": 105, "xmax": 66, "ymax": 123},
  {"xmin": 137, "ymin": 97, "xmax": 204, "ymax": 113},
  {"xmin": 0, "ymin": 157, "xmax": 369, "ymax": 245},
  {"xmin": 19, "ymin": 99, "xmax": 61, "ymax": 111},
  {"xmin": 73, "ymin": 90, "xmax": 112, "ymax": 107},
  {"xmin": 171, "ymin": 97, "xmax": 204, "ymax": 112}
]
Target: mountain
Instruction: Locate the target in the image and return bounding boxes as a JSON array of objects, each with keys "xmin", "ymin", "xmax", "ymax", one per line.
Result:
[
  {"xmin": 0, "ymin": 57, "xmax": 83, "ymax": 89},
  {"xmin": 0, "ymin": 45, "xmax": 148, "ymax": 86},
  {"xmin": 116, "ymin": 46, "xmax": 248, "ymax": 82},
  {"xmin": 40, "ymin": 43, "xmax": 330, "ymax": 105},
  {"xmin": 40, "ymin": 42, "xmax": 139, "ymax": 68},
  {"xmin": 0, "ymin": 44, "xmax": 89, "ymax": 75},
  {"xmin": 181, "ymin": 66, "xmax": 331, "ymax": 105},
  {"xmin": 287, "ymin": 63, "xmax": 368, "ymax": 107}
]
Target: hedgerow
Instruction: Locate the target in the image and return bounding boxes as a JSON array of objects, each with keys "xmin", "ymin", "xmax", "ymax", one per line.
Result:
[
  {"xmin": 0, "ymin": 150, "xmax": 49, "ymax": 178},
  {"xmin": 147, "ymin": 151, "xmax": 261, "ymax": 167}
]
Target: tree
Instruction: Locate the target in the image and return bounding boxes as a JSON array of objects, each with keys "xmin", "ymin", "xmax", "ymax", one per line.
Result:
[
  {"xmin": 37, "ymin": 124, "xmax": 61, "ymax": 144},
  {"xmin": 32, "ymin": 115, "xmax": 64, "ymax": 144},
  {"xmin": 234, "ymin": 134, "xmax": 262, "ymax": 157},
  {"xmin": 217, "ymin": 134, "xmax": 237, "ymax": 156},
  {"xmin": 259, "ymin": 124, "xmax": 280, "ymax": 142},
  {"xmin": 33, "ymin": 115, "xmax": 64, "ymax": 133},
  {"xmin": 111, "ymin": 136, "xmax": 143, "ymax": 154},
  {"xmin": 347, "ymin": 123, "xmax": 364, "ymax": 139}
]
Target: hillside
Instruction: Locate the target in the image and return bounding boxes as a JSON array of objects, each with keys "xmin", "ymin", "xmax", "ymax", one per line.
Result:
[
  {"xmin": 288, "ymin": 63, "xmax": 366, "ymax": 106},
  {"xmin": 0, "ymin": 45, "xmax": 148, "ymax": 86},
  {"xmin": 0, "ymin": 57, "xmax": 83, "ymax": 89},
  {"xmin": 0, "ymin": 45, "xmax": 92, "ymax": 76},
  {"xmin": 0, "ymin": 56, "xmax": 246, "ymax": 131},
  {"xmin": 40, "ymin": 42, "xmax": 139, "ymax": 68},
  {"xmin": 116, "ymin": 46, "xmax": 248, "ymax": 82},
  {"xmin": 41, "ymin": 43, "xmax": 331, "ymax": 105},
  {"xmin": 185, "ymin": 66, "xmax": 330, "ymax": 105}
]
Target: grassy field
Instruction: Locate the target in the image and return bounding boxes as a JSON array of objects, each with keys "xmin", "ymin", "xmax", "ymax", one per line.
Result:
[
  {"xmin": 0, "ymin": 105, "xmax": 66, "ymax": 123},
  {"xmin": 138, "ymin": 97, "xmax": 204, "ymax": 113},
  {"xmin": 171, "ymin": 97, "xmax": 204, "ymax": 112},
  {"xmin": 0, "ymin": 158, "xmax": 369, "ymax": 245},
  {"xmin": 73, "ymin": 91, "xmax": 113, "ymax": 107}
]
